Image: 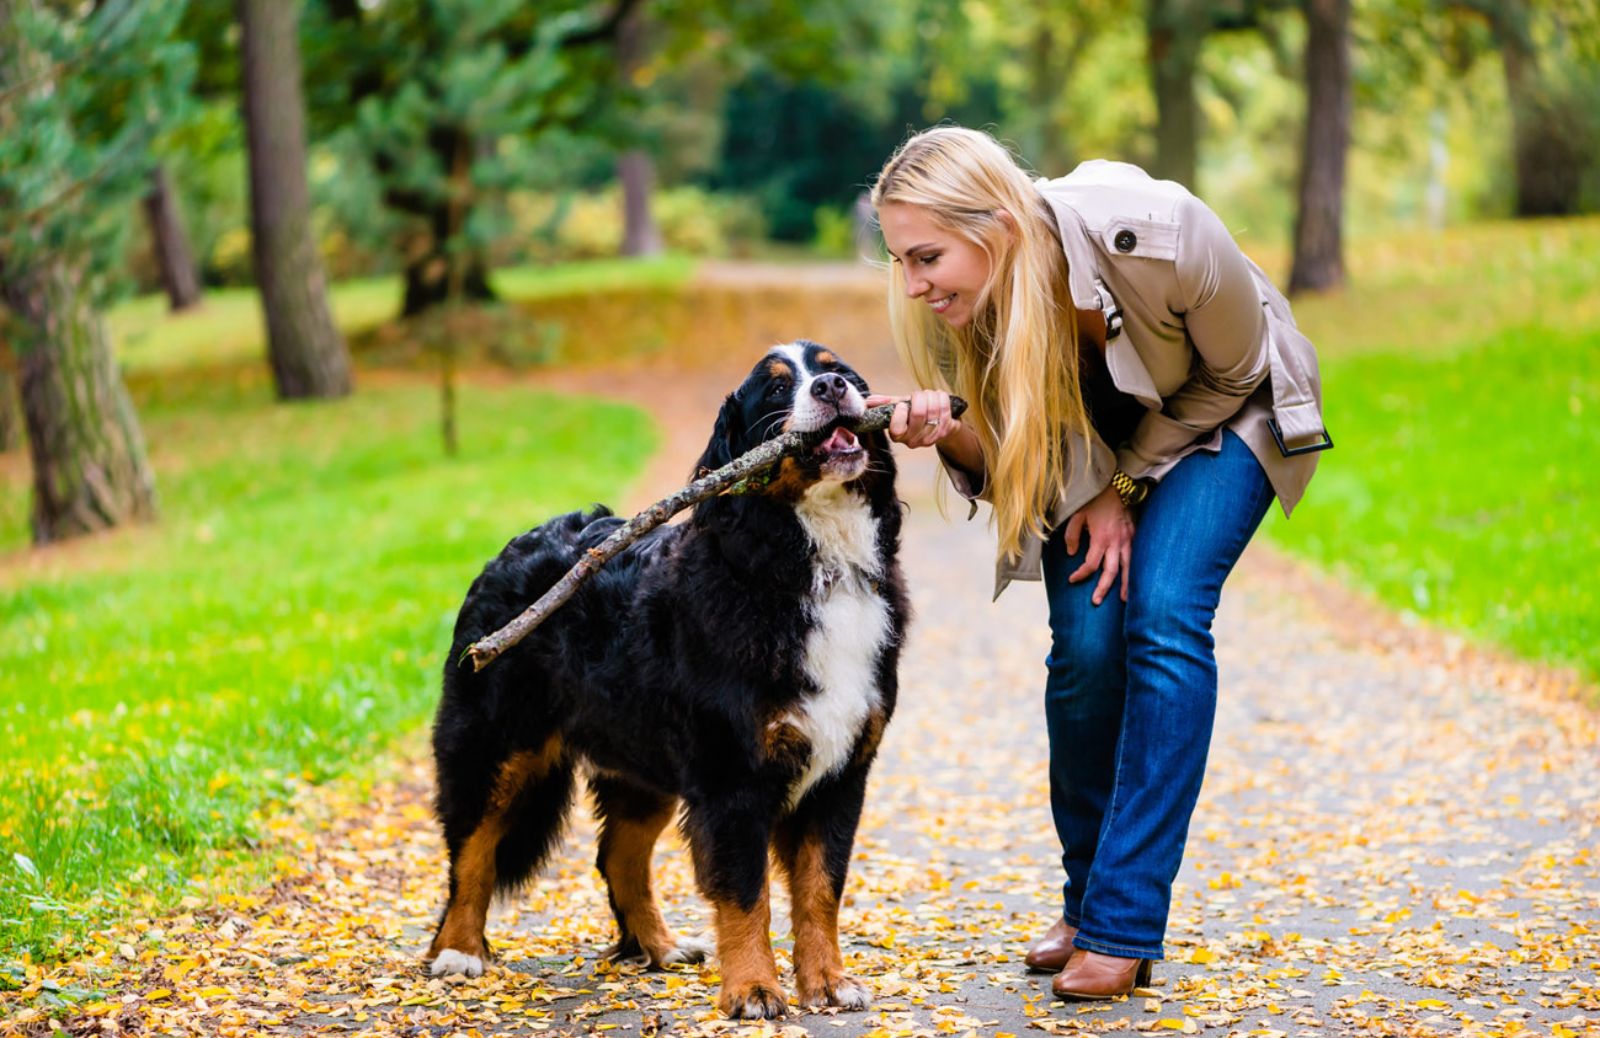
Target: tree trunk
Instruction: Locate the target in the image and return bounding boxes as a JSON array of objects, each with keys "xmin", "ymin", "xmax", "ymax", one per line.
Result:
[
  {"xmin": 0, "ymin": 255, "xmax": 157, "ymax": 544},
  {"xmin": 0, "ymin": 364, "xmax": 21, "ymax": 453},
  {"xmin": 1486, "ymin": 0, "xmax": 1584, "ymax": 216},
  {"xmin": 1146, "ymin": 0, "xmax": 1207, "ymax": 190},
  {"xmin": 618, "ymin": 151, "xmax": 663, "ymax": 257},
  {"xmin": 1288, "ymin": 0, "xmax": 1351, "ymax": 295},
  {"xmin": 142, "ymin": 164, "xmax": 203, "ymax": 312},
  {"xmin": 616, "ymin": 5, "xmax": 661, "ymax": 257},
  {"xmin": 237, "ymin": 0, "xmax": 352, "ymax": 399},
  {"xmin": 395, "ymin": 124, "xmax": 497, "ymax": 317}
]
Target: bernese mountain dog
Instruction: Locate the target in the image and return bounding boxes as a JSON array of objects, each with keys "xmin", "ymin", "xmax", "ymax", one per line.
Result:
[{"xmin": 425, "ymin": 341, "xmax": 907, "ymax": 1019}]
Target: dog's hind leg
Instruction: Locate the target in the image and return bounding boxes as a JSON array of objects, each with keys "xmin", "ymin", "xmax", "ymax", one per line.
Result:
[
  {"xmin": 427, "ymin": 734, "xmax": 571, "ymax": 977},
  {"xmin": 590, "ymin": 777, "xmax": 711, "ymax": 968},
  {"xmin": 775, "ymin": 763, "xmax": 874, "ymax": 1011}
]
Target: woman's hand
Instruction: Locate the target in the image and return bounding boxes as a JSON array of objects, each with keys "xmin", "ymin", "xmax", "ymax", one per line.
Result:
[
  {"xmin": 864, "ymin": 390, "xmax": 960, "ymax": 449},
  {"xmin": 1064, "ymin": 483, "xmax": 1135, "ymax": 606}
]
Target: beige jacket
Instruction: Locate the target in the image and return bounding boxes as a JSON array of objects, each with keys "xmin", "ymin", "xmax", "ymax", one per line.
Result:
[{"xmin": 942, "ymin": 160, "xmax": 1329, "ymax": 599}]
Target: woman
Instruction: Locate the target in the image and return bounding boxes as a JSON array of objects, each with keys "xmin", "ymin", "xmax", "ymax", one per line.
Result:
[{"xmin": 865, "ymin": 127, "xmax": 1329, "ymax": 1000}]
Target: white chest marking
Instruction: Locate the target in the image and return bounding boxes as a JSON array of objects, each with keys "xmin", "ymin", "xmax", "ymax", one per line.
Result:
[{"xmin": 785, "ymin": 483, "xmax": 890, "ymax": 809}]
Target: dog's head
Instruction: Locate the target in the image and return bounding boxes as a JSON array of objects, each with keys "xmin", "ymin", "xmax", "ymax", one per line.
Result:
[{"xmin": 694, "ymin": 341, "xmax": 881, "ymax": 490}]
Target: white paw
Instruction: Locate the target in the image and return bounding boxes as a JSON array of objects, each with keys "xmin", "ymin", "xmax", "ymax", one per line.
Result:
[
  {"xmin": 802, "ymin": 975, "xmax": 871, "ymax": 1011},
  {"xmin": 831, "ymin": 977, "xmax": 871, "ymax": 1010},
  {"xmin": 659, "ymin": 934, "xmax": 715, "ymax": 966},
  {"xmin": 429, "ymin": 949, "xmax": 485, "ymax": 977}
]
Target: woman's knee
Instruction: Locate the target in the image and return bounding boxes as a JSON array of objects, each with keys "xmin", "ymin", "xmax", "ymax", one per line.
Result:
[{"xmin": 1044, "ymin": 632, "xmax": 1125, "ymax": 718}]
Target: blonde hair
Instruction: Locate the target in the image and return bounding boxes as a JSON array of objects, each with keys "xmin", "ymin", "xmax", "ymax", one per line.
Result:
[{"xmin": 871, "ymin": 126, "xmax": 1092, "ymax": 561}]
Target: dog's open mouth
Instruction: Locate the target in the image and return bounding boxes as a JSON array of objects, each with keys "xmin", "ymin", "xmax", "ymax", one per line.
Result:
[{"xmin": 812, "ymin": 425, "xmax": 862, "ymax": 460}]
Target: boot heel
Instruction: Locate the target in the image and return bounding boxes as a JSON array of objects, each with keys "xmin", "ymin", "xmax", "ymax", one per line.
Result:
[{"xmin": 1135, "ymin": 959, "xmax": 1153, "ymax": 987}]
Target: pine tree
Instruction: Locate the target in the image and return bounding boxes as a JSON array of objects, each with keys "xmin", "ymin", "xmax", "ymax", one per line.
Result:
[{"xmin": 0, "ymin": 0, "xmax": 193, "ymax": 544}]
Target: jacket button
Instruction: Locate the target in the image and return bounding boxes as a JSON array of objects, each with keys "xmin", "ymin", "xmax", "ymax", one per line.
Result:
[{"xmin": 1114, "ymin": 229, "xmax": 1137, "ymax": 253}]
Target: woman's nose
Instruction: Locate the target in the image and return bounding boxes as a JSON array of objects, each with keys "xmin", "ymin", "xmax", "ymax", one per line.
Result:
[{"xmin": 904, "ymin": 274, "xmax": 927, "ymax": 298}]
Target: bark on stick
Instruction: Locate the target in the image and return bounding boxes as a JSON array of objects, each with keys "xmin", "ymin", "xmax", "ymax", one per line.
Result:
[{"xmin": 464, "ymin": 397, "xmax": 966, "ymax": 671}]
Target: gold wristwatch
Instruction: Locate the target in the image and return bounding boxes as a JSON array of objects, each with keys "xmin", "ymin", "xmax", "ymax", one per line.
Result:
[{"xmin": 1109, "ymin": 469, "xmax": 1150, "ymax": 508}]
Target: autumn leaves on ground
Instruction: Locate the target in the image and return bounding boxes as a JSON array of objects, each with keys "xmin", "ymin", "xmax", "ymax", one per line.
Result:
[{"xmin": 3, "ymin": 234, "xmax": 1600, "ymax": 1037}]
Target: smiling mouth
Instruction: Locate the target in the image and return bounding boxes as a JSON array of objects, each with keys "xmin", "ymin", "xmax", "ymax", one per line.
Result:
[{"xmin": 929, "ymin": 293, "xmax": 956, "ymax": 314}]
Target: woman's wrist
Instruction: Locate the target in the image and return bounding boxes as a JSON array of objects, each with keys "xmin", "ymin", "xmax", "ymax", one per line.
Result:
[{"xmin": 1109, "ymin": 469, "xmax": 1150, "ymax": 508}]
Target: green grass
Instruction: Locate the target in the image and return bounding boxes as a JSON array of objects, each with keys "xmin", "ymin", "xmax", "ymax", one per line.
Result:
[
  {"xmin": 0, "ymin": 368, "xmax": 656, "ymax": 963},
  {"xmin": 1256, "ymin": 217, "xmax": 1600, "ymax": 684},
  {"xmin": 108, "ymin": 254, "xmax": 697, "ymax": 374}
]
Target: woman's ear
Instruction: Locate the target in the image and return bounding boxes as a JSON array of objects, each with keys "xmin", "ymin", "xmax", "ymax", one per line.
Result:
[{"xmin": 996, "ymin": 209, "xmax": 1018, "ymax": 235}]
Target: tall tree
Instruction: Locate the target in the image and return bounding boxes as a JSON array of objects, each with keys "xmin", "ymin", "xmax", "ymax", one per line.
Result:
[
  {"xmin": 142, "ymin": 163, "xmax": 203, "ymax": 311},
  {"xmin": 237, "ymin": 0, "xmax": 351, "ymax": 399},
  {"xmin": 1145, "ymin": 0, "xmax": 1209, "ymax": 189},
  {"xmin": 1455, "ymin": 0, "xmax": 1599, "ymax": 216},
  {"xmin": 0, "ymin": 0, "xmax": 187, "ymax": 544},
  {"xmin": 1288, "ymin": 0, "xmax": 1351, "ymax": 294},
  {"xmin": 616, "ymin": 4, "xmax": 662, "ymax": 257},
  {"xmin": 0, "ymin": 365, "xmax": 21, "ymax": 453}
]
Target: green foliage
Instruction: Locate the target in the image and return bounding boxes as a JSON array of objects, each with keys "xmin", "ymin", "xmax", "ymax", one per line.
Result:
[
  {"xmin": 0, "ymin": 368, "xmax": 656, "ymax": 962},
  {"xmin": 0, "ymin": 0, "xmax": 196, "ymax": 297},
  {"xmin": 510, "ymin": 186, "xmax": 766, "ymax": 261}
]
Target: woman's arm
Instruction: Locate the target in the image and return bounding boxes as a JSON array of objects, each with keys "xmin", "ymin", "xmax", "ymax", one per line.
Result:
[{"xmin": 1117, "ymin": 197, "xmax": 1270, "ymax": 479}]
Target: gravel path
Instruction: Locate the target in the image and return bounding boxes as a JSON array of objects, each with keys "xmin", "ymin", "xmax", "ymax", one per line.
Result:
[{"xmin": 6, "ymin": 327, "xmax": 1596, "ymax": 1037}]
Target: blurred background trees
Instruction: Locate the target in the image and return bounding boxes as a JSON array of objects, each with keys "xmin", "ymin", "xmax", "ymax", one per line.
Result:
[{"xmin": 3, "ymin": 0, "xmax": 1599, "ymax": 545}]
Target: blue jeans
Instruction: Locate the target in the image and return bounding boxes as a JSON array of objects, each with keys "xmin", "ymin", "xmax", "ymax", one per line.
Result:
[{"xmin": 1041, "ymin": 429, "xmax": 1274, "ymax": 960}]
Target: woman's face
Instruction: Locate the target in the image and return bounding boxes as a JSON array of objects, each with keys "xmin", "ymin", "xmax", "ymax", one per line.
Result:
[{"xmin": 877, "ymin": 202, "xmax": 994, "ymax": 329}]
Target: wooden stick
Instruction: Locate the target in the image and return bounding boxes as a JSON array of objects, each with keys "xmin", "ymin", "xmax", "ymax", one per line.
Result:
[{"xmin": 462, "ymin": 397, "xmax": 967, "ymax": 671}]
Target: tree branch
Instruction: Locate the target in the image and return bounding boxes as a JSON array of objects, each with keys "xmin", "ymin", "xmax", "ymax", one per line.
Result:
[{"xmin": 463, "ymin": 397, "xmax": 967, "ymax": 671}]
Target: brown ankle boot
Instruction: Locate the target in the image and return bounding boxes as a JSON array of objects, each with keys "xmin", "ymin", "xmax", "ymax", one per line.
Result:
[
  {"xmin": 1050, "ymin": 950, "xmax": 1153, "ymax": 1000},
  {"xmin": 1023, "ymin": 917, "xmax": 1079, "ymax": 972}
]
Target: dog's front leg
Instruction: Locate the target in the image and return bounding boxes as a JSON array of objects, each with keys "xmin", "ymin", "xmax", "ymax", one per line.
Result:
[
  {"xmin": 777, "ymin": 766, "xmax": 873, "ymax": 1011},
  {"xmin": 685, "ymin": 802, "xmax": 787, "ymax": 1019}
]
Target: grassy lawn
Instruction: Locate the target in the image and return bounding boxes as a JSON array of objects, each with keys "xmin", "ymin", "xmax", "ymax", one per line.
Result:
[
  {"xmin": 1254, "ymin": 217, "xmax": 1600, "ymax": 684},
  {"xmin": 0, "ymin": 364, "xmax": 656, "ymax": 964}
]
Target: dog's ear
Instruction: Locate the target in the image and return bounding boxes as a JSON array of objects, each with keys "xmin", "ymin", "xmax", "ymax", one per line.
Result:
[{"xmin": 692, "ymin": 390, "xmax": 744, "ymax": 478}]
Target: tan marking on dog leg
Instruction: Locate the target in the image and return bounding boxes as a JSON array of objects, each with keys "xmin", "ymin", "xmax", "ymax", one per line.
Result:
[
  {"xmin": 712, "ymin": 888, "xmax": 787, "ymax": 1019},
  {"xmin": 788, "ymin": 834, "xmax": 870, "ymax": 1010},
  {"xmin": 850, "ymin": 708, "xmax": 887, "ymax": 768},
  {"xmin": 427, "ymin": 737, "xmax": 562, "ymax": 971},
  {"xmin": 600, "ymin": 803, "xmax": 706, "ymax": 966}
]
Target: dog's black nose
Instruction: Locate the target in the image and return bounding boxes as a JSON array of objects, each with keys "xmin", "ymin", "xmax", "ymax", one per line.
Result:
[{"xmin": 810, "ymin": 372, "xmax": 848, "ymax": 404}]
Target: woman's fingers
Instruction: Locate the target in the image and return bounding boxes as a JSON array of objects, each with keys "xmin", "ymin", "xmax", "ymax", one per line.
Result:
[
  {"xmin": 1120, "ymin": 543, "xmax": 1132, "ymax": 602},
  {"xmin": 1068, "ymin": 541, "xmax": 1105, "ymax": 584},
  {"xmin": 1063, "ymin": 512, "xmax": 1085, "ymax": 556},
  {"xmin": 1092, "ymin": 548, "xmax": 1120, "ymax": 606},
  {"xmin": 861, "ymin": 391, "xmax": 957, "ymax": 448}
]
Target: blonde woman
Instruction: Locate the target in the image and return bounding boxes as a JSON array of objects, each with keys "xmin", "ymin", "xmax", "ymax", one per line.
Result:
[{"xmin": 865, "ymin": 127, "xmax": 1328, "ymax": 1000}]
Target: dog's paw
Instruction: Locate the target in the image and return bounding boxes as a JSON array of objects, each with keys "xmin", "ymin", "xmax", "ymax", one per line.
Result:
[
  {"xmin": 428, "ymin": 949, "xmax": 485, "ymax": 978},
  {"xmin": 657, "ymin": 934, "xmax": 714, "ymax": 967},
  {"xmin": 799, "ymin": 973, "xmax": 871, "ymax": 1011},
  {"xmin": 718, "ymin": 979, "xmax": 789, "ymax": 1019}
]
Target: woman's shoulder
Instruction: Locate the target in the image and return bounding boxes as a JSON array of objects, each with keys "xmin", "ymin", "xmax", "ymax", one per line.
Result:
[{"xmin": 1037, "ymin": 160, "xmax": 1197, "ymax": 230}]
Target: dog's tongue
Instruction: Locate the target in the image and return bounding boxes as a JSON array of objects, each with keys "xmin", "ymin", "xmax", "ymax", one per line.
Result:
[{"xmin": 818, "ymin": 427, "xmax": 859, "ymax": 454}]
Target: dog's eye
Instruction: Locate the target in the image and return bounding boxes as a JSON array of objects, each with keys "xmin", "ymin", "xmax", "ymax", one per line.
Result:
[{"xmin": 766, "ymin": 380, "xmax": 791, "ymax": 399}]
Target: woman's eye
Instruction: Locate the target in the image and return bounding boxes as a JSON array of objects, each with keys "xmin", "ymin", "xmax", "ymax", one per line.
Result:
[{"xmin": 916, "ymin": 253, "xmax": 939, "ymax": 266}]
